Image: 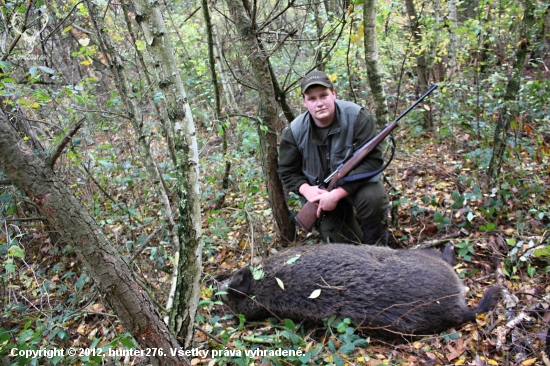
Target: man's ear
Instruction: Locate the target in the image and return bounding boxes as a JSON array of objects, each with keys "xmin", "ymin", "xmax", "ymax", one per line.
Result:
[{"xmin": 227, "ymin": 267, "xmax": 252, "ymax": 297}]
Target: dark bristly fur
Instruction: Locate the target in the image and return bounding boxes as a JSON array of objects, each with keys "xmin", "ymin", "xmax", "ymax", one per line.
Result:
[{"xmin": 221, "ymin": 244, "xmax": 500, "ymax": 338}]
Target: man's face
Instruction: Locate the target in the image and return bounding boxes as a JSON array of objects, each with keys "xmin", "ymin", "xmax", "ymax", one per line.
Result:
[{"xmin": 302, "ymin": 86, "xmax": 337, "ymax": 127}]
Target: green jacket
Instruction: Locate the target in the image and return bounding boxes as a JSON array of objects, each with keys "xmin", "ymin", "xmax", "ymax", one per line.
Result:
[{"xmin": 278, "ymin": 100, "xmax": 384, "ymax": 196}]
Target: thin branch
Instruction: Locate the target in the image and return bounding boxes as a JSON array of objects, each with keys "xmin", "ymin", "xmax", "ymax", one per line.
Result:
[
  {"xmin": 47, "ymin": 117, "xmax": 86, "ymax": 168},
  {"xmin": 257, "ymin": 0, "xmax": 295, "ymax": 33},
  {"xmin": 183, "ymin": 7, "xmax": 202, "ymax": 23},
  {"xmin": 42, "ymin": 1, "xmax": 85, "ymax": 43},
  {"xmin": 211, "ymin": 5, "xmax": 235, "ymax": 25},
  {"xmin": 0, "ymin": 179, "xmax": 12, "ymax": 186},
  {"xmin": 263, "ymin": 29, "xmax": 296, "ymax": 59},
  {"xmin": 282, "ymin": 12, "xmax": 348, "ymax": 94},
  {"xmin": 4, "ymin": 217, "xmax": 47, "ymax": 222},
  {"xmin": 194, "ymin": 325, "xmax": 228, "ymax": 346},
  {"xmin": 220, "ymin": 46, "xmax": 259, "ymax": 91},
  {"xmin": 81, "ymin": 164, "xmax": 144, "ymax": 225},
  {"xmin": 129, "ymin": 227, "xmax": 162, "ymax": 264},
  {"xmin": 223, "ymin": 113, "xmax": 261, "ymax": 123}
]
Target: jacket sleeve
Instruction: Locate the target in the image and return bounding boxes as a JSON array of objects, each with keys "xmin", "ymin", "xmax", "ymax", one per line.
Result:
[
  {"xmin": 339, "ymin": 109, "xmax": 385, "ymax": 195},
  {"xmin": 277, "ymin": 127, "xmax": 310, "ymax": 194}
]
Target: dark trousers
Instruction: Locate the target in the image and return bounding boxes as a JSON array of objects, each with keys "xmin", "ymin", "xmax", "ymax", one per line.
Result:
[{"xmin": 317, "ymin": 179, "xmax": 389, "ymax": 244}]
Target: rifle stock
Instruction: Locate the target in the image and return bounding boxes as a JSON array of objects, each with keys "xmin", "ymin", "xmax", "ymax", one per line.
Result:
[{"xmin": 295, "ymin": 84, "xmax": 438, "ymax": 232}]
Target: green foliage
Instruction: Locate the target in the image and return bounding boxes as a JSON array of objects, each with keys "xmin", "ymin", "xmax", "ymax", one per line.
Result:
[
  {"xmin": 455, "ymin": 239, "xmax": 475, "ymax": 262},
  {"xmin": 1, "ymin": 0, "xmax": 549, "ymax": 363}
]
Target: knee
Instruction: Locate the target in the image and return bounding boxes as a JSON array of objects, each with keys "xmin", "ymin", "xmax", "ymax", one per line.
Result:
[{"xmin": 352, "ymin": 183, "xmax": 389, "ymax": 218}]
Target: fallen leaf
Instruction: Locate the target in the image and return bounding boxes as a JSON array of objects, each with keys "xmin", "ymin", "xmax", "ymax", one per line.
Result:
[
  {"xmin": 520, "ymin": 358, "xmax": 538, "ymax": 366},
  {"xmin": 275, "ymin": 277, "xmax": 284, "ymax": 290},
  {"xmin": 308, "ymin": 289, "xmax": 321, "ymax": 299}
]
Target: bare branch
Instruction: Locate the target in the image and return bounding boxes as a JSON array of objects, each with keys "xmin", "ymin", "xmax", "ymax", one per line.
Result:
[
  {"xmin": 42, "ymin": 1, "xmax": 85, "ymax": 43},
  {"xmin": 5, "ymin": 217, "xmax": 47, "ymax": 222},
  {"xmin": 129, "ymin": 227, "xmax": 162, "ymax": 264},
  {"xmin": 47, "ymin": 117, "xmax": 86, "ymax": 168}
]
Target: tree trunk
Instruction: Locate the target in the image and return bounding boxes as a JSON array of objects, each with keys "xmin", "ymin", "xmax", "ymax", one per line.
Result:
[
  {"xmin": 363, "ymin": 0, "xmax": 389, "ymax": 128},
  {"xmin": 0, "ymin": 117, "xmax": 189, "ymax": 366},
  {"xmin": 131, "ymin": 0, "xmax": 203, "ymax": 348},
  {"xmin": 447, "ymin": 0, "xmax": 459, "ymax": 77},
  {"xmin": 487, "ymin": 0, "xmax": 536, "ymax": 188},
  {"xmin": 121, "ymin": 1, "xmax": 177, "ymax": 167},
  {"xmin": 268, "ymin": 61, "xmax": 296, "ymax": 124},
  {"xmin": 404, "ymin": 0, "xmax": 433, "ymax": 129},
  {"xmin": 225, "ymin": 0, "xmax": 295, "ymax": 242},
  {"xmin": 202, "ymin": 0, "xmax": 231, "ymax": 208},
  {"xmin": 313, "ymin": 4, "xmax": 326, "ymax": 72},
  {"xmin": 213, "ymin": 31, "xmax": 240, "ymax": 110}
]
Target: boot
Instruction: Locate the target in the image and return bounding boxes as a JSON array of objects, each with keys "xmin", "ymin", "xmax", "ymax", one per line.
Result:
[{"xmin": 360, "ymin": 210, "xmax": 388, "ymax": 245}]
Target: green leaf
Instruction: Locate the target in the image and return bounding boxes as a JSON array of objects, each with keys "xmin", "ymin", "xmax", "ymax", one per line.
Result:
[
  {"xmin": 485, "ymin": 222, "xmax": 496, "ymax": 232},
  {"xmin": 284, "ymin": 318, "xmax": 296, "ymax": 331},
  {"xmin": 18, "ymin": 329, "xmax": 34, "ymax": 343},
  {"xmin": 534, "ymin": 247, "xmax": 550, "ymax": 258},
  {"xmin": 275, "ymin": 277, "xmax": 284, "ymax": 290},
  {"xmin": 8, "ymin": 245, "xmax": 25, "ymax": 259},
  {"xmin": 250, "ymin": 266, "xmax": 264, "ymax": 280},
  {"xmin": 339, "ymin": 342, "xmax": 355, "ymax": 354},
  {"xmin": 135, "ymin": 40, "xmax": 146, "ymax": 51},
  {"xmin": 285, "ymin": 254, "xmax": 301, "ymax": 264},
  {"xmin": 119, "ymin": 337, "xmax": 136, "ymax": 349},
  {"xmin": 447, "ymin": 332, "xmax": 461, "ymax": 340},
  {"xmin": 336, "ymin": 318, "xmax": 350, "ymax": 333}
]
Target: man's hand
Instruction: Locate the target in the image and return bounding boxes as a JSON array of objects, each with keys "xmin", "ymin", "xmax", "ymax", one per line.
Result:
[
  {"xmin": 299, "ymin": 183, "xmax": 326, "ymax": 202},
  {"xmin": 299, "ymin": 183, "xmax": 348, "ymax": 217}
]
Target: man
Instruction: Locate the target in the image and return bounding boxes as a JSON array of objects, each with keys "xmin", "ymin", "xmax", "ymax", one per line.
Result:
[{"xmin": 278, "ymin": 70, "xmax": 389, "ymax": 244}]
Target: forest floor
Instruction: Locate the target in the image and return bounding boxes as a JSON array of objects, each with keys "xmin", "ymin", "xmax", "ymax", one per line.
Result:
[
  {"xmin": 2, "ymin": 119, "xmax": 549, "ymax": 366},
  {"xmin": 198, "ymin": 126, "xmax": 550, "ymax": 365}
]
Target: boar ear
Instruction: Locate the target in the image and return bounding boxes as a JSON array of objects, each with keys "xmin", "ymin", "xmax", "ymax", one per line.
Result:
[
  {"xmin": 441, "ymin": 244, "xmax": 456, "ymax": 266},
  {"xmin": 227, "ymin": 267, "xmax": 252, "ymax": 297}
]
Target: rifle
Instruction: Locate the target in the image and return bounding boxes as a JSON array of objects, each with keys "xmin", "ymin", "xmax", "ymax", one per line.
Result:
[{"xmin": 295, "ymin": 84, "xmax": 438, "ymax": 232}]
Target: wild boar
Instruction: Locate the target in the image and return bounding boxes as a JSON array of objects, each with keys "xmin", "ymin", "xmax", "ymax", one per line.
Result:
[{"xmin": 220, "ymin": 244, "xmax": 500, "ymax": 338}]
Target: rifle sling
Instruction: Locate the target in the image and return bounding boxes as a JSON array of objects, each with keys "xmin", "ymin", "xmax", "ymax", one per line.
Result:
[{"xmin": 333, "ymin": 135, "xmax": 395, "ymax": 188}]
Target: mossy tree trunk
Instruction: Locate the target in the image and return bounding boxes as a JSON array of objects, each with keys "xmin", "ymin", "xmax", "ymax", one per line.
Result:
[
  {"xmin": 363, "ymin": 0, "xmax": 389, "ymax": 128},
  {"xmin": 404, "ymin": 0, "xmax": 433, "ymax": 129},
  {"xmin": 131, "ymin": 0, "xmax": 203, "ymax": 348}
]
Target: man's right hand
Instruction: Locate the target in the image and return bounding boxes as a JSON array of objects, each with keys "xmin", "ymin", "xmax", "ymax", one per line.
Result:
[{"xmin": 298, "ymin": 183, "xmax": 326, "ymax": 203}]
